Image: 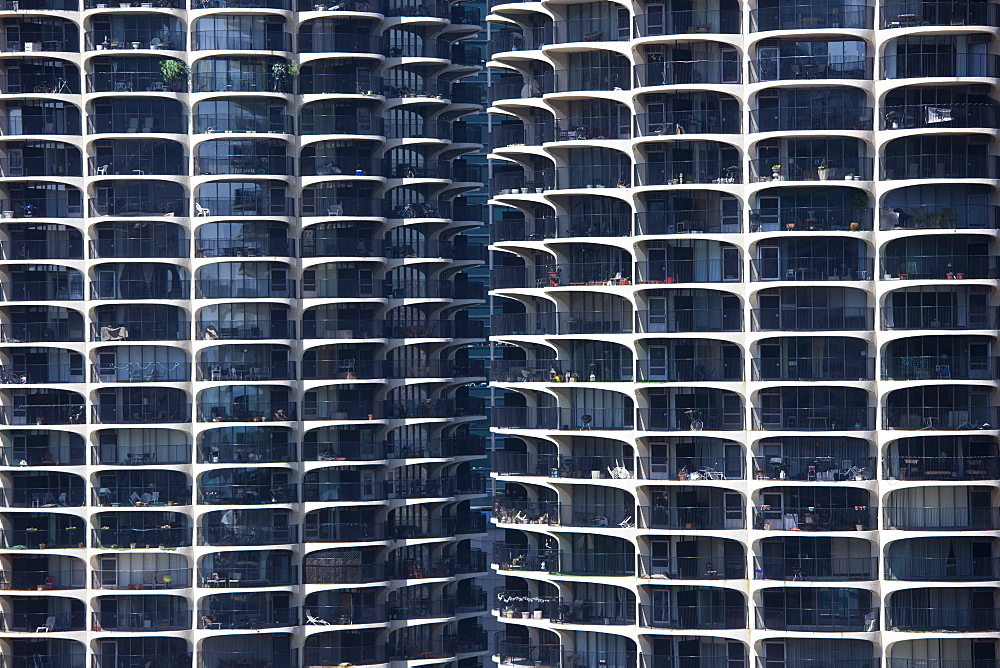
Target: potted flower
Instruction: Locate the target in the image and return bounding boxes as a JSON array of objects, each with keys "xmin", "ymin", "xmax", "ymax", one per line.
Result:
[
  {"xmin": 844, "ymin": 172, "xmax": 855, "ymax": 181},
  {"xmin": 771, "ymin": 164, "xmax": 782, "ymax": 180},
  {"xmin": 159, "ymin": 59, "xmax": 189, "ymax": 92},
  {"xmin": 817, "ymin": 162, "xmax": 830, "ymax": 180}
]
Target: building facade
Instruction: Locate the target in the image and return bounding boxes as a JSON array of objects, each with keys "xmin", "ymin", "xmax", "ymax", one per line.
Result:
[
  {"xmin": 487, "ymin": 1, "xmax": 1000, "ymax": 666},
  {"xmin": 0, "ymin": 2, "xmax": 492, "ymax": 667}
]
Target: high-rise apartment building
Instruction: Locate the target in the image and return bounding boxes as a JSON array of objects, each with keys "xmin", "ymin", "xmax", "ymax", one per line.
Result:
[
  {"xmin": 487, "ymin": 2, "xmax": 1000, "ymax": 666},
  {"xmin": 0, "ymin": 2, "xmax": 492, "ymax": 667}
]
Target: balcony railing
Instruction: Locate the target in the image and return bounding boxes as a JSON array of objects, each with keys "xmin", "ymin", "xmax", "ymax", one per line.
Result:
[
  {"xmin": 3, "ymin": 567, "xmax": 86, "ymax": 590},
  {"xmin": 756, "ymin": 605, "xmax": 877, "ymax": 632},
  {"xmin": 199, "ymin": 606, "xmax": 298, "ymax": 630},
  {"xmin": 751, "ymin": 357, "xmax": 874, "ymax": 381},
  {"xmin": 637, "ymin": 408, "xmax": 744, "ymax": 431},
  {"xmin": 882, "ymin": 355, "xmax": 997, "ymax": 381},
  {"xmin": 198, "ymin": 566, "xmax": 299, "ymax": 588},
  {"xmin": 3, "ymin": 612, "xmax": 85, "ymax": 633},
  {"xmin": 197, "ymin": 524, "xmax": 298, "ymax": 546},
  {"xmin": 88, "ymin": 112, "xmax": 187, "ymax": 135},
  {"xmin": 636, "ymin": 210, "xmax": 741, "ymax": 235},
  {"xmin": 91, "ymin": 443, "xmax": 191, "ymax": 466},
  {"xmin": 885, "ymin": 455, "xmax": 999, "ymax": 481},
  {"xmin": 493, "ymin": 406, "xmax": 634, "ymax": 431},
  {"xmin": 882, "ymin": 103, "xmax": 999, "ymax": 131},
  {"xmin": 753, "ymin": 456, "xmax": 876, "ymax": 481},
  {"xmin": 637, "ymin": 162, "xmax": 742, "ymax": 186},
  {"xmin": 883, "ymin": 406, "xmax": 1000, "ymax": 430},
  {"xmin": 882, "ymin": 154, "xmax": 1000, "ymax": 180},
  {"xmin": 881, "ymin": 305, "xmax": 998, "ymax": 330},
  {"xmin": 92, "ymin": 527, "xmax": 191, "ymax": 548},
  {"xmin": 753, "ymin": 408, "xmax": 873, "ymax": 431},
  {"xmin": 85, "ymin": 31, "xmax": 184, "ymax": 51},
  {"xmin": 89, "ymin": 197, "xmax": 188, "ymax": 218},
  {"xmin": 1, "ymin": 280, "xmax": 84, "ymax": 302},
  {"xmin": 196, "ymin": 237, "xmax": 294, "ymax": 258},
  {"xmin": 87, "ymin": 72, "xmax": 179, "ymax": 93},
  {"xmin": 882, "ymin": 53, "xmax": 1000, "ymax": 79},
  {"xmin": 302, "ymin": 522, "xmax": 386, "ymax": 543},
  {"xmin": 90, "ymin": 279, "xmax": 190, "ymax": 301},
  {"xmin": 89, "ymin": 238, "xmax": 187, "ymax": 259},
  {"xmin": 639, "ymin": 554, "xmax": 745, "ymax": 579},
  {"xmin": 91, "ymin": 402, "xmax": 190, "ymax": 424},
  {"xmin": 91, "ymin": 566, "xmax": 190, "ymax": 590},
  {"xmin": 495, "ymin": 642, "xmax": 635, "ymax": 668},
  {"xmin": 0, "ymin": 403, "xmax": 85, "ymax": 426},
  {"xmin": 0, "ymin": 527, "xmax": 84, "ymax": 549},
  {"xmin": 554, "ymin": 67, "xmax": 631, "ymax": 92},
  {"xmin": 195, "ymin": 279, "xmax": 296, "ymax": 300},
  {"xmin": 637, "ymin": 455, "xmax": 745, "ymax": 480},
  {"xmin": 635, "ymin": 9, "xmax": 741, "ymax": 35},
  {"xmin": 640, "ymin": 603, "xmax": 747, "ymax": 630},
  {"xmin": 197, "ymin": 402, "xmax": 297, "ymax": 423},
  {"xmin": 491, "ymin": 359, "xmax": 632, "ymax": 383},
  {"xmin": 635, "ymin": 60, "xmax": 741, "ymax": 86},
  {"xmin": 751, "ymin": 105, "xmax": 874, "ymax": 132},
  {"xmin": 198, "ymin": 651, "xmax": 296, "ymax": 668},
  {"xmin": 751, "ymin": 157, "xmax": 873, "ymax": 182},
  {"xmin": 92, "ymin": 484, "xmax": 191, "ymax": 506},
  {"xmin": 750, "ymin": 257, "xmax": 874, "ymax": 282},
  {"xmin": 302, "ymin": 647, "xmax": 387, "ymax": 668},
  {"xmin": 195, "ymin": 156, "xmax": 295, "ymax": 177},
  {"xmin": 492, "ymin": 311, "xmax": 633, "ymax": 336},
  {"xmin": 198, "ymin": 319, "xmax": 295, "ymax": 340},
  {"xmin": 198, "ymin": 483, "xmax": 299, "ymax": 506},
  {"xmin": 90, "ymin": 361, "xmax": 189, "ymax": 383},
  {"xmin": 882, "ymin": 2, "xmax": 1000, "ymax": 28},
  {"xmin": 635, "ymin": 111, "xmax": 739, "ymax": 136},
  {"xmin": 884, "ymin": 506, "xmax": 1000, "ymax": 530},
  {"xmin": 885, "ymin": 555, "xmax": 1000, "ymax": 581},
  {"xmin": 0, "ymin": 363, "xmax": 82, "ymax": 384},
  {"xmin": 196, "ymin": 113, "xmax": 294, "ymax": 134},
  {"xmin": 201, "ymin": 439, "xmax": 296, "ymax": 464},
  {"xmin": 192, "ymin": 73, "xmax": 280, "ymax": 94},
  {"xmin": 755, "ymin": 506, "xmax": 874, "ymax": 531},
  {"xmin": 493, "ymin": 264, "xmax": 633, "ymax": 289},
  {"xmin": 638, "ymin": 504, "xmax": 738, "ymax": 530},
  {"xmin": 754, "ymin": 556, "xmax": 878, "ymax": 581},
  {"xmin": 880, "ymin": 204, "xmax": 999, "ymax": 230},
  {"xmin": 750, "ymin": 56, "xmax": 873, "ymax": 82},
  {"xmin": 2, "ymin": 322, "xmax": 84, "ymax": 343},
  {"xmin": 752, "ymin": 5, "xmax": 873, "ymax": 30},
  {"xmin": 192, "ymin": 30, "xmax": 292, "ymax": 51},
  {"xmin": 886, "ymin": 606, "xmax": 999, "ymax": 632},
  {"xmin": 751, "ymin": 307, "xmax": 874, "ymax": 332},
  {"xmin": 195, "ymin": 197, "xmax": 294, "ymax": 217}
]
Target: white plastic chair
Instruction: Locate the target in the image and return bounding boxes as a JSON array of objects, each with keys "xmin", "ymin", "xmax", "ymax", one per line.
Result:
[{"xmin": 195, "ymin": 203, "xmax": 211, "ymax": 216}]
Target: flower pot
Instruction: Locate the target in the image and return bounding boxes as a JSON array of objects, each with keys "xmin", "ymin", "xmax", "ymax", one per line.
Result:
[
  {"xmin": 535, "ymin": 187, "xmax": 544, "ymax": 193},
  {"xmin": 947, "ymin": 272, "xmax": 955, "ymax": 280},
  {"xmin": 849, "ymin": 222, "xmax": 860, "ymax": 231},
  {"xmin": 957, "ymin": 273, "xmax": 964, "ymax": 279},
  {"xmin": 786, "ymin": 223, "xmax": 795, "ymax": 230},
  {"xmin": 845, "ymin": 175, "xmax": 853, "ymax": 180},
  {"xmin": 855, "ymin": 524, "xmax": 864, "ymax": 531},
  {"xmin": 818, "ymin": 169, "xmax": 829, "ymax": 181},
  {"xmin": 38, "ymin": 543, "xmax": 46, "ymax": 549},
  {"xmin": 762, "ymin": 523, "xmax": 772, "ymax": 531}
]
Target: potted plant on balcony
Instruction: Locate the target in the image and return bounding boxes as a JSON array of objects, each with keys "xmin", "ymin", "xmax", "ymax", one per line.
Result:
[
  {"xmin": 817, "ymin": 162, "xmax": 830, "ymax": 180},
  {"xmin": 271, "ymin": 61, "xmax": 298, "ymax": 93},
  {"xmin": 159, "ymin": 59, "xmax": 188, "ymax": 92},
  {"xmin": 771, "ymin": 164, "xmax": 782, "ymax": 180}
]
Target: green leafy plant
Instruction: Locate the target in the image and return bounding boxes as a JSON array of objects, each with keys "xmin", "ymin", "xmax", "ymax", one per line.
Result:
[
  {"xmin": 271, "ymin": 61, "xmax": 298, "ymax": 92},
  {"xmin": 160, "ymin": 59, "xmax": 189, "ymax": 84}
]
